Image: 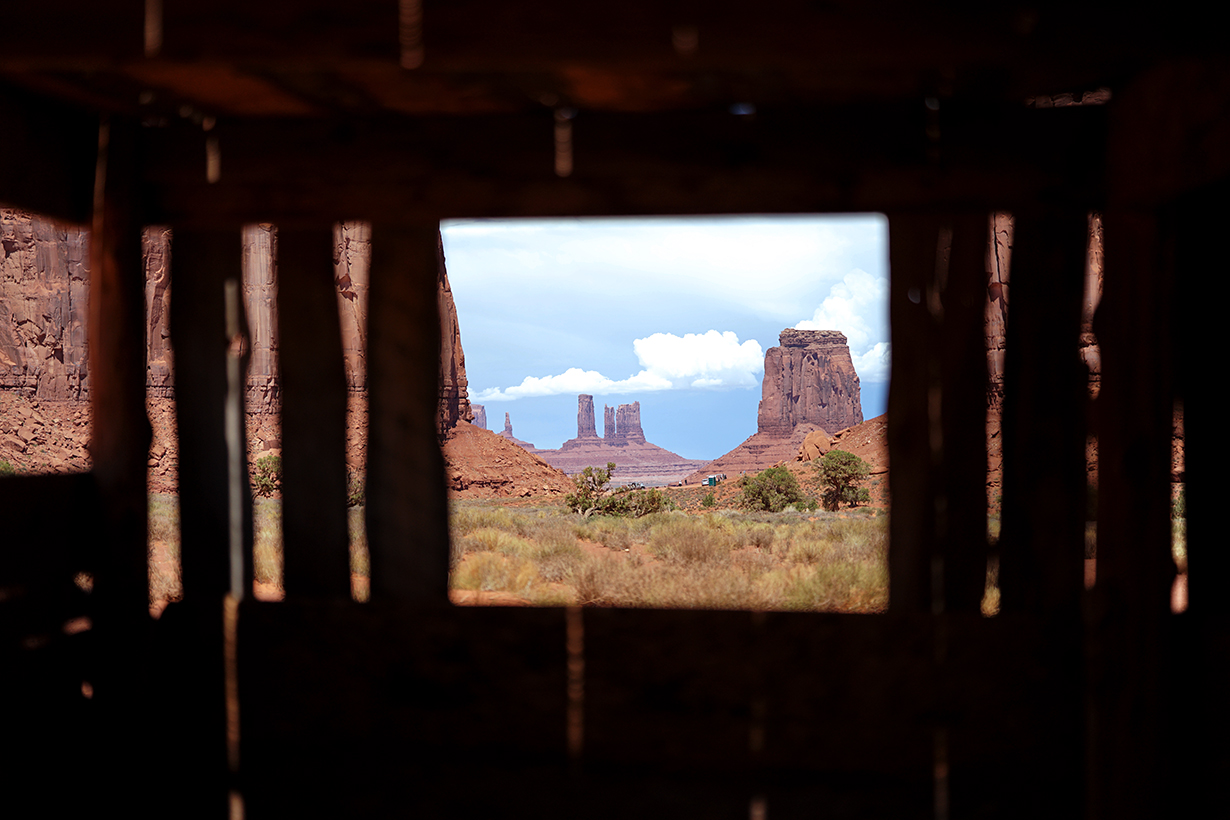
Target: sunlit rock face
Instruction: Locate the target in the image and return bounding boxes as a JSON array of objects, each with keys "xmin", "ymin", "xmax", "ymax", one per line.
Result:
[
  {"xmin": 757, "ymin": 329, "xmax": 862, "ymax": 437},
  {"xmin": 0, "ymin": 210, "xmax": 90, "ymax": 401}
]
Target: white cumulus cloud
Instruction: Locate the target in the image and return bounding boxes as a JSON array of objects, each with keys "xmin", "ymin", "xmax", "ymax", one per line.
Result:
[
  {"xmin": 797, "ymin": 269, "xmax": 890, "ymax": 382},
  {"xmin": 474, "ymin": 330, "xmax": 764, "ymax": 401}
]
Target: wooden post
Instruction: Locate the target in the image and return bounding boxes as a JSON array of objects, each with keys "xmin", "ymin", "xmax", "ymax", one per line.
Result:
[
  {"xmin": 365, "ymin": 223, "xmax": 450, "ymax": 604},
  {"xmin": 1087, "ymin": 207, "xmax": 1176, "ymax": 820},
  {"xmin": 87, "ymin": 115, "xmax": 153, "ymax": 807},
  {"xmin": 887, "ymin": 213, "xmax": 942, "ymax": 614},
  {"xmin": 939, "ymin": 214, "xmax": 992, "ymax": 614},
  {"xmin": 171, "ymin": 229, "xmax": 248, "ymax": 598},
  {"xmin": 277, "ymin": 226, "xmax": 351, "ymax": 598},
  {"xmin": 997, "ymin": 209, "xmax": 1089, "ymax": 618}
]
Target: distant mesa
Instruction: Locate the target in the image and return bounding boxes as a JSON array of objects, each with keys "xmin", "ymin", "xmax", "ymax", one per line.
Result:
[
  {"xmin": 689, "ymin": 328, "xmax": 864, "ymax": 482},
  {"xmin": 505, "ymin": 394, "xmax": 707, "ymax": 486},
  {"xmin": 470, "ymin": 404, "xmax": 487, "ymax": 430}
]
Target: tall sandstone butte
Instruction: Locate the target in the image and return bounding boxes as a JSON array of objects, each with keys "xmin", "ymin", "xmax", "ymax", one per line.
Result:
[
  {"xmin": 758, "ymin": 329, "xmax": 862, "ymax": 435},
  {"xmin": 0, "ymin": 211, "xmax": 472, "ymax": 440},
  {"xmin": 687, "ymin": 328, "xmax": 863, "ymax": 482}
]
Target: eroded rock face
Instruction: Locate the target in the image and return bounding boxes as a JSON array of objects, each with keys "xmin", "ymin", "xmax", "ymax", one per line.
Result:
[
  {"xmin": 574, "ymin": 394, "xmax": 599, "ymax": 440},
  {"xmin": 603, "ymin": 404, "xmax": 615, "ymax": 441},
  {"xmin": 471, "ymin": 404, "xmax": 487, "ymax": 430},
  {"xmin": 495, "ymin": 411, "xmax": 536, "ymax": 450},
  {"xmin": 1, "ymin": 212, "xmax": 473, "ymax": 442},
  {"xmin": 757, "ymin": 329, "xmax": 862, "ymax": 436},
  {"xmin": 0, "ymin": 210, "xmax": 90, "ymax": 401}
]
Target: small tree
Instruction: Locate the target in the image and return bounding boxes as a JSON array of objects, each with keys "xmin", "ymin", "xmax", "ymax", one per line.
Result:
[
  {"xmin": 815, "ymin": 449, "xmax": 871, "ymax": 510},
  {"xmin": 565, "ymin": 462, "xmax": 617, "ymax": 517},
  {"xmin": 252, "ymin": 453, "xmax": 282, "ymax": 498},
  {"xmin": 739, "ymin": 466, "xmax": 812, "ymax": 512}
]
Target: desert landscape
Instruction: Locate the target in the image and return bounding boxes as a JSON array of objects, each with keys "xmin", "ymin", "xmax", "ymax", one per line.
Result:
[{"xmin": 1, "ymin": 205, "xmax": 1187, "ymax": 615}]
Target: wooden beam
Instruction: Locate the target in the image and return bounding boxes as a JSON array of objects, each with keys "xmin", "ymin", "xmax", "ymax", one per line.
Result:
[
  {"xmin": 939, "ymin": 214, "xmax": 992, "ymax": 613},
  {"xmin": 997, "ymin": 209, "xmax": 1088, "ymax": 618},
  {"xmin": 171, "ymin": 228, "xmax": 244, "ymax": 598},
  {"xmin": 365, "ymin": 224, "xmax": 449, "ymax": 604},
  {"xmin": 140, "ymin": 103, "xmax": 1107, "ymax": 227},
  {"xmin": 0, "ymin": 83, "xmax": 96, "ymax": 224},
  {"xmin": 277, "ymin": 226, "xmax": 351, "ymax": 599},
  {"xmin": 887, "ymin": 213, "xmax": 942, "ymax": 614}
]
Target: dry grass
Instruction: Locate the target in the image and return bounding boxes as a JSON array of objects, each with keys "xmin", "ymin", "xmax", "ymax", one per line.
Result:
[{"xmin": 449, "ymin": 500, "xmax": 889, "ymax": 612}]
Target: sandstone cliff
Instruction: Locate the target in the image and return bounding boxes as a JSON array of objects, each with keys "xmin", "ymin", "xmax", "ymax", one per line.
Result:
[
  {"xmin": 687, "ymin": 327, "xmax": 864, "ymax": 482},
  {"xmin": 757, "ymin": 329, "xmax": 862, "ymax": 436},
  {"xmin": 471, "ymin": 404, "xmax": 487, "ymax": 430},
  {"xmin": 0, "ymin": 210, "xmax": 90, "ymax": 401},
  {"xmin": 0, "ymin": 211, "xmax": 472, "ymax": 442}
]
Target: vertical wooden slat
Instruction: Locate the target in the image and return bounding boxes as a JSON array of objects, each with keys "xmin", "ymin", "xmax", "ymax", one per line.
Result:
[
  {"xmin": 171, "ymin": 228, "xmax": 243, "ymax": 598},
  {"xmin": 276, "ymin": 227, "xmax": 351, "ymax": 598},
  {"xmin": 994, "ymin": 207, "xmax": 1088, "ymax": 814},
  {"xmin": 887, "ymin": 213, "xmax": 942, "ymax": 614},
  {"xmin": 1088, "ymin": 207, "xmax": 1177, "ymax": 820},
  {"xmin": 940, "ymin": 214, "xmax": 992, "ymax": 613},
  {"xmin": 89, "ymin": 115, "xmax": 151, "ymax": 634},
  {"xmin": 998, "ymin": 210, "xmax": 1089, "ymax": 617},
  {"xmin": 87, "ymin": 115, "xmax": 151, "ymax": 812},
  {"xmin": 366, "ymin": 223, "xmax": 449, "ymax": 604}
]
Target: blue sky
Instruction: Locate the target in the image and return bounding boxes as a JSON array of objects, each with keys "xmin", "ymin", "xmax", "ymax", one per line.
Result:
[{"xmin": 441, "ymin": 215, "xmax": 889, "ymax": 461}]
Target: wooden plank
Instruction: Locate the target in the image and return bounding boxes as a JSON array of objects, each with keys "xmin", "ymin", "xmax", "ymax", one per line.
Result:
[
  {"xmin": 997, "ymin": 209, "xmax": 1088, "ymax": 618},
  {"xmin": 238, "ymin": 602, "xmax": 568, "ymax": 818},
  {"xmin": 939, "ymin": 214, "xmax": 991, "ymax": 613},
  {"xmin": 139, "ymin": 104, "xmax": 1107, "ymax": 227},
  {"xmin": 276, "ymin": 227, "xmax": 351, "ymax": 599},
  {"xmin": 887, "ymin": 213, "xmax": 942, "ymax": 614},
  {"xmin": 0, "ymin": 82, "xmax": 96, "ymax": 224},
  {"xmin": 171, "ymin": 228, "xmax": 242, "ymax": 598},
  {"xmin": 1087, "ymin": 207, "xmax": 1178, "ymax": 820},
  {"xmin": 88, "ymin": 114, "xmax": 152, "ymax": 650},
  {"xmin": 365, "ymin": 224, "xmax": 449, "ymax": 604}
]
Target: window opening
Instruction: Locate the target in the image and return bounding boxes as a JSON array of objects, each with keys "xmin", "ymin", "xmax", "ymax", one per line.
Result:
[{"xmin": 441, "ymin": 215, "xmax": 891, "ymax": 611}]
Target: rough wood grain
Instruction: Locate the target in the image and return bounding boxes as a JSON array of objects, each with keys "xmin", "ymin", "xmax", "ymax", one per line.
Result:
[
  {"xmin": 365, "ymin": 224, "xmax": 449, "ymax": 603},
  {"xmin": 277, "ymin": 227, "xmax": 351, "ymax": 599}
]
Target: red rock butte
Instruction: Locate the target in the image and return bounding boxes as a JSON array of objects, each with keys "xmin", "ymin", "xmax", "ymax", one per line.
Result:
[
  {"xmin": 514, "ymin": 394, "xmax": 707, "ymax": 486},
  {"xmin": 689, "ymin": 328, "xmax": 863, "ymax": 481}
]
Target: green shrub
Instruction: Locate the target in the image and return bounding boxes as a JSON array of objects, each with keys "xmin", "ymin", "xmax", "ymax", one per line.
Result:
[
  {"xmin": 347, "ymin": 469, "xmax": 365, "ymax": 508},
  {"xmin": 739, "ymin": 466, "xmax": 811, "ymax": 513},
  {"xmin": 815, "ymin": 450, "xmax": 871, "ymax": 510},
  {"xmin": 0, "ymin": 460, "xmax": 15, "ymax": 477},
  {"xmin": 701, "ymin": 492, "xmax": 715, "ymax": 508},
  {"xmin": 595, "ymin": 486, "xmax": 676, "ymax": 518},
  {"xmin": 565, "ymin": 462, "xmax": 616, "ymax": 517},
  {"xmin": 252, "ymin": 454, "xmax": 282, "ymax": 498}
]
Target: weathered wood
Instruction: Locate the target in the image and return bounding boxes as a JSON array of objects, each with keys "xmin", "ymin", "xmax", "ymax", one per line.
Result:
[
  {"xmin": 887, "ymin": 213, "xmax": 942, "ymax": 614},
  {"xmin": 276, "ymin": 227, "xmax": 351, "ymax": 599},
  {"xmin": 88, "ymin": 114, "xmax": 152, "ymax": 645},
  {"xmin": 0, "ymin": 82, "xmax": 96, "ymax": 224},
  {"xmin": 997, "ymin": 210, "xmax": 1088, "ymax": 618},
  {"xmin": 365, "ymin": 224, "xmax": 449, "ymax": 604},
  {"xmin": 238, "ymin": 602, "xmax": 568, "ymax": 818},
  {"xmin": 1087, "ymin": 206, "xmax": 1177, "ymax": 820},
  {"xmin": 171, "ymin": 228, "xmax": 243, "ymax": 598},
  {"xmin": 940, "ymin": 214, "xmax": 992, "ymax": 613},
  {"xmin": 139, "ymin": 104, "xmax": 1107, "ymax": 227}
]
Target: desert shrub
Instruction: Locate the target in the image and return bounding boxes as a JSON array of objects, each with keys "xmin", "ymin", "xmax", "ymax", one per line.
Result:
[
  {"xmin": 252, "ymin": 497, "xmax": 283, "ymax": 585},
  {"xmin": 649, "ymin": 517, "xmax": 732, "ymax": 565},
  {"xmin": 565, "ymin": 462, "xmax": 617, "ymax": 517},
  {"xmin": 739, "ymin": 466, "xmax": 813, "ymax": 513},
  {"xmin": 596, "ymin": 486, "xmax": 676, "ymax": 517},
  {"xmin": 252, "ymin": 454, "xmax": 282, "ymax": 498},
  {"xmin": 347, "ymin": 469, "xmax": 365, "ymax": 508},
  {"xmin": 815, "ymin": 450, "xmax": 871, "ymax": 510},
  {"xmin": 744, "ymin": 523, "xmax": 775, "ymax": 550},
  {"xmin": 0, "ymin": 460, "xmax": 15, "ymax": 477},
  {"xmin": 1171, "ymin": 485, "xmax": 1185, "ymax": 520},
  {"xmin": 454, "ymin": 552, "xmax": 539, "ymax": 595},
  {"xmin": 530, "ymin": 538, "xmax": 584, "ymax": 583},
  {"xmin": 451, "ymin": 504, "xmax": 516, "ymax": 536},
  {"xmin": 701, "ymin": 492, "xmax": 715, "ymax": 508}
]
